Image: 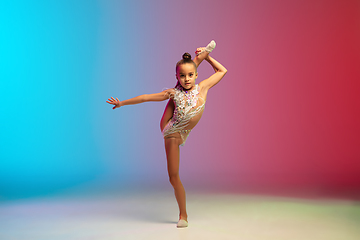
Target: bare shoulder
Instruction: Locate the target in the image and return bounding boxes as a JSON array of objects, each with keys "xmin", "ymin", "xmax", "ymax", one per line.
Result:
[
  {"xmin": 163, "ymin": 88, "xmax": 176, "ymax": 98},
  {"xmin": 166, "ymin": 88, "xmax": 176, "ymax": 94}
]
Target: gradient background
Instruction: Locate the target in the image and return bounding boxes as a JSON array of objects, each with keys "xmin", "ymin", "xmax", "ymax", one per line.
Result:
[{"xmin": 1, "ymin": 0, "xmax": 359, "ymax": 200}]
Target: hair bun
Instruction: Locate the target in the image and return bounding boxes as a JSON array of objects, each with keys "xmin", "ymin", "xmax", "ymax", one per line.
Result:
[{"xmin": 182, "ymin": 52, "xmax": 192, "ymax": 60}]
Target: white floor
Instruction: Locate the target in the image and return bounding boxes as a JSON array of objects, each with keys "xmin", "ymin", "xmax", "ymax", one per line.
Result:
[{"xmin": 1, "ymin": 190, "xmax": 360, "ymax": 240}]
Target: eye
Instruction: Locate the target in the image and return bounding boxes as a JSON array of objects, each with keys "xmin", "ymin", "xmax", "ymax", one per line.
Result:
[
  {"xmin": 180, "ymin": 74, "xmax": 184, "ymax": 77},
  {"xmin": 189, "ymin": 73, "xmax": 193, "ymax": 77}
]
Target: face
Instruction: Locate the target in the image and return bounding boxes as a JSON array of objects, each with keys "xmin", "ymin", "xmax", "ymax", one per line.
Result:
[{"xmin": 176, "ymin": 63, "xmax": 198, "ymax": 90}]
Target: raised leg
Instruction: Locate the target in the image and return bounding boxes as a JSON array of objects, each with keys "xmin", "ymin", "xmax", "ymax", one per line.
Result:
[
  {"xmin": 193, "ymin": 49, "xmax": 209, "ymax": 67},
  {"xmin": 193, "ymin": 40, "xmax": 216, "ymax": 67},
  {"xmin": 164, "ymin": 136, "xmax": 188, "ymax": 226}
]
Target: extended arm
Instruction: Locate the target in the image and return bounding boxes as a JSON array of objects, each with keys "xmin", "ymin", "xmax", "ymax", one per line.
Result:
[
  {"xmin": 106, "ymin": 89, "xmax": 173, "ymax": 110},
  {"xmin": 199, "ymin": 56, "xmax": 227, "ymax": 91}
]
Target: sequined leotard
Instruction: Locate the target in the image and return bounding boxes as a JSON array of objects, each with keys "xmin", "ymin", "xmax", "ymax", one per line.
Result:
[{"xmin": 162, "ymin": 84, "xmax": 205, "ymax": 146}]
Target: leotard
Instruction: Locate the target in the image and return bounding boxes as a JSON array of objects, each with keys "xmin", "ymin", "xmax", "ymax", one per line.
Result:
[{"xmin": 162, "ymin": 84, "xmax": 205, "ymax": 146}]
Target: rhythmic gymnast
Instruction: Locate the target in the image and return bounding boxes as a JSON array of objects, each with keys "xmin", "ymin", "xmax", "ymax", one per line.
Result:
[{"xmin": 106, "ymin": 40, "xmax": 227, "ymax": 228}]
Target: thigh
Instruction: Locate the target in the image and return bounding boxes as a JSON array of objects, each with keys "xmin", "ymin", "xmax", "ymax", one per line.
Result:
[
  {"xmin": 164, "ymin": 137, "xmax": 182, "ymax": 176},
  {"xmin": 160, "ymin": 99, "xmax": 175, "ymax": 132}
]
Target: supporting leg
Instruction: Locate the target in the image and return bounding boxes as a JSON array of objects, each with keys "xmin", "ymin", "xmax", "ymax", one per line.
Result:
[{"xmin": 164, "ymin": 137, "xmax": 188, "ymax": 226}]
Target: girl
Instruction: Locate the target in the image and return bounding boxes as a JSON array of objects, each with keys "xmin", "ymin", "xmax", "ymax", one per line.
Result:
[{"xmin": 106, "ymin": 40, "xmax": 227, "ymax": 228}]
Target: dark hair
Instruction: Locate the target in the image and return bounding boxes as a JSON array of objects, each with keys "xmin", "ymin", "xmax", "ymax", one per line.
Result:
[{"xmin": 175, "ymin": 52, "xmax": 197, "ymax": 73}]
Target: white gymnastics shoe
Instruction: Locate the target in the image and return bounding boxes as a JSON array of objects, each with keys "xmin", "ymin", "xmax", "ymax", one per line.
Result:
[
  {"xmin": 177, "ymin": 219, "xmax": 188, "ymax": 228},
  {"xmin": 197, "ymin": 40, "xmax": 216, "ymax": 56}
]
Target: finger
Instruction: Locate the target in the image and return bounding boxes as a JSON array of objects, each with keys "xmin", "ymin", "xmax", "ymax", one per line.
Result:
[{"xmin": 116, "ymin": 98, "xmax": 119, "ymax": 102}]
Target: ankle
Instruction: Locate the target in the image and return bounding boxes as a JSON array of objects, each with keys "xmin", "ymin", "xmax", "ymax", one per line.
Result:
[
  {"xmin": 179, "ymin": 214, "xmax": 188, "ymax": 221},
  {"xmin": 196, "ymin": 40, "xmax": 216, "ymax": 56}
]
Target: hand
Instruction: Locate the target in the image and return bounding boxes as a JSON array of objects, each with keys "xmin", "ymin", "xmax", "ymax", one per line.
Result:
[
  {"xmin": 106, "ymin": 97, "xmax": 122, "ymax": 109},
  {"xmin": 195, "ymin": 47, "xmax": 206, "ymax": 55}
]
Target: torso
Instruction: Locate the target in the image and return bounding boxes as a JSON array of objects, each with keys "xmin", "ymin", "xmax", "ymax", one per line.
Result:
[
  {"xmin": 162, "ymin": 84, "xmax": 207, "ymax": 143},
  {"xmin": 172, "ymin": 84, "xmax": 205, "ymax": 129}
]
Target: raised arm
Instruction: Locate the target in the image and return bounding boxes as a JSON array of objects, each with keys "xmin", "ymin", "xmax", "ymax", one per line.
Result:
[
  {"xmin": 106, "ymin": 89, "xmax": 173, "ymax": 110},
  {"xmin": 199, "ymin": 56, "xmax": 227, "ymax": 91}
]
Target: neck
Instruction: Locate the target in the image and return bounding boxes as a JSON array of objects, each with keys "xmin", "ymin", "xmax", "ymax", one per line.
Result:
[{"xmin": 182, "ymin": 85, "xmax": 195, "ymax": 92}]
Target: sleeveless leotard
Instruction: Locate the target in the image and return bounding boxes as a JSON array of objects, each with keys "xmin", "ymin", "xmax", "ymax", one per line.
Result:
[{"xmin": 162, "ymin": 84, "xmax": 205, "ymax": 146}]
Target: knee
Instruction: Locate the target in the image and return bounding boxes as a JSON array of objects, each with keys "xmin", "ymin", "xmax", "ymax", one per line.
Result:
[{"xmin": 169, "ymin": 174, "xmax": 181, "ymax": 186}]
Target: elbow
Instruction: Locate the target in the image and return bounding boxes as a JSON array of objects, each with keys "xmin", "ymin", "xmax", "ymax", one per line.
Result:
[
  {"xmin": 218, "ymin": 67, "xmax": 227, "ymax": 74},
  {"xmin": 222, "ymin": 68, "xmax": 228, "ymax": 76},
  {"xmin": 216, "ymin": 68, "xmax": 228, "ymax": 75},
  {"xmin": 140, "ymin": 94, "xmax": 148, "ymax": 103}
]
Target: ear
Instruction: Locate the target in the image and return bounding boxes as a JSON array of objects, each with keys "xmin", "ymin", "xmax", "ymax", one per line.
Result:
[{"xmin": 195, "ymin": 72, "xmax": 198, "ymax": 79}]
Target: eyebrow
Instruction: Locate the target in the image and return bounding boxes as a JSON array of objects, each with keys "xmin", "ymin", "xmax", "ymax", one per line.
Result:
[{"xmin": 179, "ymin": 72, "xmax": 194, "ymax": 74}]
